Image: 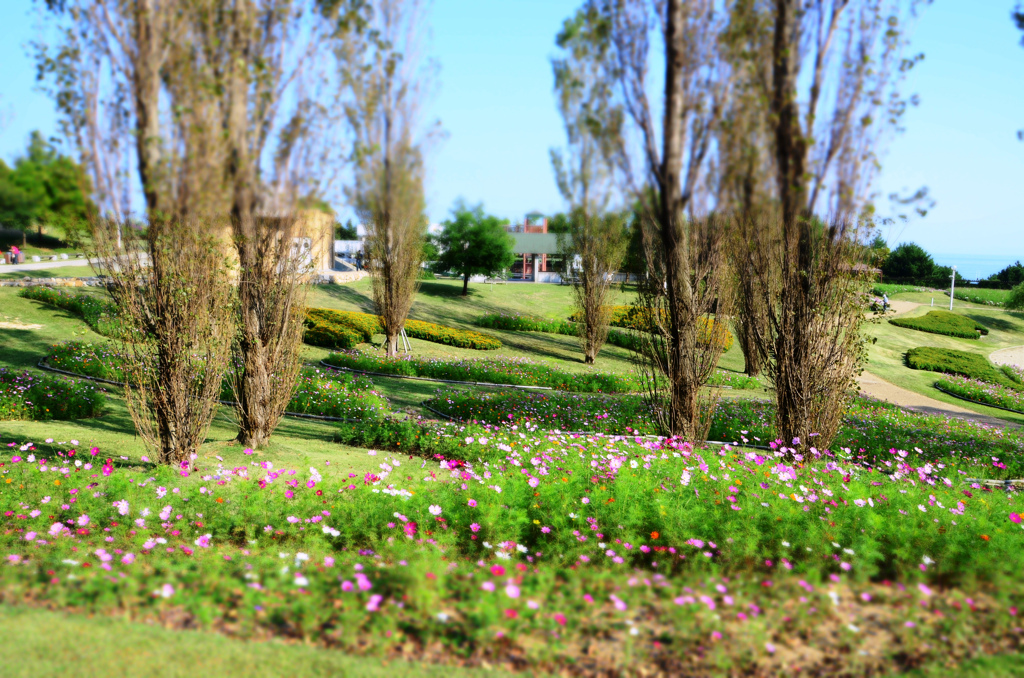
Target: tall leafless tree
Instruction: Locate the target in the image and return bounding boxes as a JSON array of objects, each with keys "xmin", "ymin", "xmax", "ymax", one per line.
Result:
[
  {"xmin": 551, "ymin": 2, "xmax": 629, "ymax": 365},
  {"xmin": 604, "ymin": 0, "xmax": 733, "ymax": 439},
  {"xmin": 741, "ymin": 0, "xmax": 924, "ymax": 447},
  {"xmin": 92, "ymin": 216, "xmax": 234, "ymax": 466},
  {"xmin": 338, "ymin": 0, "xmax": 436, "ymax": 357}
]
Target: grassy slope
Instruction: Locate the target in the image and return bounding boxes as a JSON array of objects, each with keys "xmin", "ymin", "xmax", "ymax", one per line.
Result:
[
  {"xmin": 307, "ymin": 277, "xmax": 751, "ymax": 375},
  {"xmin": 0, "ymin": 606, "xmax": 523, "ymax": 678},
  {"xmin": 863, "ymin": 290, "xmax": 1024, "ymax": 425}
]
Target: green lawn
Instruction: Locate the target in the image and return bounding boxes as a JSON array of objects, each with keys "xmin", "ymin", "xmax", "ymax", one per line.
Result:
[
  {"xmin": 864, "ymin": 292, "xmax": 1024, "ymax": 425},
  {"xmin": 0, "ymin": 606, "xmax": 522, "ymax": 678}
]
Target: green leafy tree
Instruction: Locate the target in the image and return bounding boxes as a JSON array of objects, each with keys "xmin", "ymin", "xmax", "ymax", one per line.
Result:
[
  {"xmin": 882, "ymin": 243, "xmax": 935, "ymax": 284},
  {"xmin": 335, "ymin": 219, "xmax": 359, "ymax": 240},
  {"xmin": 434, "ymin": 203, "xmax": 515, "ymax": 296},
  {"xmin": 1007, "ymin": 282, "xmax": 1024, "ymax": 311},
  {"xmin": 0, "ymin": 132, "xmax": 94, "ymax": 244},
  {"xmin": 989, "ymin": 261, "xmax": 1024, "ymax": 288}
]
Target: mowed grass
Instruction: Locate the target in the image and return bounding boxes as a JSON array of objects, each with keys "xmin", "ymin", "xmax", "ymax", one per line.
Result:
[
  {"xmin": 0, "ymin": 606, "xmax": 523, "ymax": 678},
  {"xmin": 307, "ymin": 277, "xmax": 752, "ymax": 377},
  {"xmin": 864, "ymin": 291, "xmax": 1024, "ymax": 425}
]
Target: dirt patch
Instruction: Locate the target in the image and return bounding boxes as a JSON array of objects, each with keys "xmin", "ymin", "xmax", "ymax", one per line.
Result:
[
  {"xmin": 991, "ymin": 346, "xmax": 1024, "ymax": 369},
  {"xmin": 0, "ymin": 320, "xmax": 43, "ymax": 330},
  {"xmin": 858, "ymin": 371, "xmax": 1018, "ymax": 428}
]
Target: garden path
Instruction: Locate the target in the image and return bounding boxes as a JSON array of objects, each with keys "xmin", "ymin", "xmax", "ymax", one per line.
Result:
[
  {"xmin": 990, "ymin": 345, "xmax": 1024, "ymax": 369},
  {"xmin": 856, "ymin": 371, "xmax": 1018, "ymax": 429}
]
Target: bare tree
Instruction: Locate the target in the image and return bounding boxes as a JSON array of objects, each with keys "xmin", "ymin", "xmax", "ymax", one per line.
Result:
[
  {"xmin": 338, "ymin": 0, "xmax": 436, "ymax": 357},
  {"xmin": 751, "ymin": 0, "xmax": 922, "ymax": 447},
  {"xmin": 604, "ymin": 0, "xmax": 732, "ymax": 439},
  {"xmin": 551, "ymin": 2, "xmax": 629, "ymax": 365},
  {"xmin": 560, "ymin": 211, "xmax": 628, "ymax": 364},
  {"xmin": 92, "ymin": 216, "xmax": 234, "ymax": 466},
  {"xmin": 230, "ymin": 215, "xmax": 315, "ymax": 448}
]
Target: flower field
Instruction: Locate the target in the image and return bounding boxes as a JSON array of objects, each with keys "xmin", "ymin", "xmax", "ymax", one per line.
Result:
[
  {"xmin": 2, "ymin": 417, "xmax": 1023, "ymax": 674},
  {"xmin": 936, "ymin": 375, "xmax": 1024, "ymax": 414},
  {"xmin": 322, "ymin": 350, "xmax": 638, "ymax": 393},
  {"xmin": 0, "ymin": 369, "xmax": 106, "ymax": 421}
]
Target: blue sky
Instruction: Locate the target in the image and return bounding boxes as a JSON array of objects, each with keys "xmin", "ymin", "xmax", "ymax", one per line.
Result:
[{"xmin": 1, "ymin": 1, "xmax": 1021, "ymax": 275}]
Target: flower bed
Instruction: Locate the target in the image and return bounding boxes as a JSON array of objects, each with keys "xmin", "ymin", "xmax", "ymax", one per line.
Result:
[
  {"xmin": 423, "ymin": 388, "xmax": 656, "ymax": 434},
  {"xmin": 889, "ymin": 310, "xmax": 989, "ymax": 339},
  {"xmin": 1, "ymin": 427, "xmax": 1022, "ymax": 674},
  {"xmin": 19, "ymin": 287, "xmax": 128, "ymax": 338},
  {"xmin": 0, "ymin": 369, "xmax": 106, "ymax": 421},
  {"xmin": 935, "ymin": 375, "xmax": 1024, "ymax": 414},
  {"xmin": 305, "ymin": 308, "xmax": 502, "ymax": 351},
  {"xmin": 322, "ymin": 350, "xmax": 638, "ymax": 393},
  {"xmin": 45, "ymin": 341, "xmax": 390, "ymax": 421}
]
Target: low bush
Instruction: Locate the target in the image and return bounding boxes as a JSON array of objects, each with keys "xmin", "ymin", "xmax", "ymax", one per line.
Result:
[
  {"xmin": 935, "ymin": 375, "xmax": 1024, "ymax": 413},
  {"xmin": 905, "ymin": 347, "xmax": 1019, "ymax": 388},
  {"xmin": 475, "ymin": 312, "xmax": 577, "ymax": 335},
  {"xmin": 0, "ymin": 368, "xmax": 106, "ymax": 420},
  {"xmin": 889, "ymin": 310, "xmax": 989, "ymax": 339},
  {"xmin": 1008, "ymin": 282, "xmax": 1024, "ymax": 311},
  {"xmin": 305, "ymin": 307, "xmax": 501, "ymax": 351},
  {"xmin": 19, "ymin": 286, "xmax": 128, "ymax": 338},
  {"xmin": 323, "ymin": 351, "xmax": 638, "ymax": 393}
]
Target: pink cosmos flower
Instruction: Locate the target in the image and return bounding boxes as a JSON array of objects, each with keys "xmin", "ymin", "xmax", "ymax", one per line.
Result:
[
  {"xmin": 365, "ymin": 594, "xmax": 383, "ymax": 612},
  {"xmin": 1011, "ymin": 513, "xmax": 1022, "ymax": 524},
  {"xmin": 193, "ymin": 534, "xmax": 212, "ymax": 548},
  {"xmin": 24, "ymin": 532, "xmax": 37, "ymax": 542},
  {"xmin": 505, "ymin": 584, "xmax": 521, "ymax": 599},
  {"xmin": 467, "ymin": 499, "xmax": 477, "ymax": 508}
]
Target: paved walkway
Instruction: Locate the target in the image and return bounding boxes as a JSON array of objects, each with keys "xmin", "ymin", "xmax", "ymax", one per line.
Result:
[
  {"xmin": 991, "ymin": 346, "xmax": 1024, "ymax": 369},
  {"xmin": 856, "ymin": 371, "xmax": 1016, "ymax": 427},
  {"xmin": 1, "ymin": 258, "xmax": 93, "ymax": 272}
]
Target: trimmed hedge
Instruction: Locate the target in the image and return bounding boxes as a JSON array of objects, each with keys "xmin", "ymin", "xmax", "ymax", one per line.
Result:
[
  {"xmin": 889, "ymin": 310, "xmax": 988, "ymax": 339},
  {"xmin": 304, "ymin": 307, "xmax": 502, "ymax": 351},
  {"xmin": 19, "ymin": 286, "xmax": 128, "ymax": 338},
  {"xmin": 905, "ymin": 347, "xmax": 1020, "ymax": 389}
]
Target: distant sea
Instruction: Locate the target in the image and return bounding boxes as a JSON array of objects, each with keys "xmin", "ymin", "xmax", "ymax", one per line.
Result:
[{"xmin": 930, "ymin": 253, "xmax": 1022, "ymax": 281}]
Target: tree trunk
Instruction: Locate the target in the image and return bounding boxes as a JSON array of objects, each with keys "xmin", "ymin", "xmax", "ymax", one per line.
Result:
[
  {"xmin": 235, "ymin": 344, "xmax": 274, "ymax": 448},
  {"xmin": 462, "ymin": 273, "xmax": 470, "ymax": 296},
  {"xmin": 132, "ymin": 0, "xmax": 164, "ymax": 216},
  {"xmin": 386, "ymin": 332, "xmax": 399, "ymax": 357}
]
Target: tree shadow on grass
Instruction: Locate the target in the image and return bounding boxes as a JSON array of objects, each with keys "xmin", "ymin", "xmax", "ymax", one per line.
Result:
[
  {"xmin": 967, "ymin": 314, "xmax": 1023, "ymax": 334},
  {"xmin": 312, "ymin": 285, "xmax": 376, "ymax": 313}
]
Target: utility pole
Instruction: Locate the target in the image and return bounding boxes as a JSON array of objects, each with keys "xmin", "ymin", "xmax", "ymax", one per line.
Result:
[{"xmin": 949, "ymin": 266, "xmax": 956, "ymax": 311}]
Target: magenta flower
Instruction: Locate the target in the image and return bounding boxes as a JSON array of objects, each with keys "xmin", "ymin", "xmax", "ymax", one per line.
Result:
[
  {"xmin": 467, "ymin": 499, "xmax": 477, "ymax": 508},
  {"xmin": 1011, "ymin": 513, "xmax": 1022, "ymax": 524},
  {"xmin": 193, "ymin": 534, "xmax": 212, "ymax": 548}
]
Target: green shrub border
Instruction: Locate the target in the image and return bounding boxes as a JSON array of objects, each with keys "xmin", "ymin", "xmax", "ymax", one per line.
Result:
[
  {"xmin": 889, "ymin": 310, "xmax": 989, "ymax": 339},
  {"xmin": 905, "ymin": 347, "xmax": 1020, "ymax": 389},
  {"xmin": 305, "ymin": 307, "xmax": 502, "ymax": 351}
]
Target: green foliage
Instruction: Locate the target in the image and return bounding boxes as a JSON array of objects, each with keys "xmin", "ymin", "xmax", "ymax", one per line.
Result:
[
  {"xmin": 323, "ymin": 351, "xmax": 637, "ymax": 392},
  {"xmin": 475, "ymin": 312, "xmax": 578, "ymax": 335},
  {"xmin": 889, "ymin": 310, "xmax": 989, "ymax": 339},
  {"xmin": 987, "ymin": 261, "xmax": 1024, "ymax": 288},
  {"xmin": 905, "ymin": 347, "xmax": 1018, "ymax": 388},
  {"xmin": 0, "ymin": 132, "xmax": 95, "ymax": 240},
  {"xmin": 304, "ymin": 307, "xmax": 502, "ymax": 351},
  {"xmin": 334, "ymin": 219, "xmax": 359, "ymax": 240},
  {"xmin": 432, "ymin": 202, "xmax": 515, "ymax": 293},
  {"xmin": 0, "ymin": 368, "xmax": 106, "ymax": 421},
  {"xmin": 1008, "ymin": 282, "xmax": 1024, "ymax": 311},
  {"xmin": 19, "ymin": 286, "xmax": 128, "ymax": 338},
  {"xmin": 881, "ymin": 242, "xmax": 934, "ymax": 284}
]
